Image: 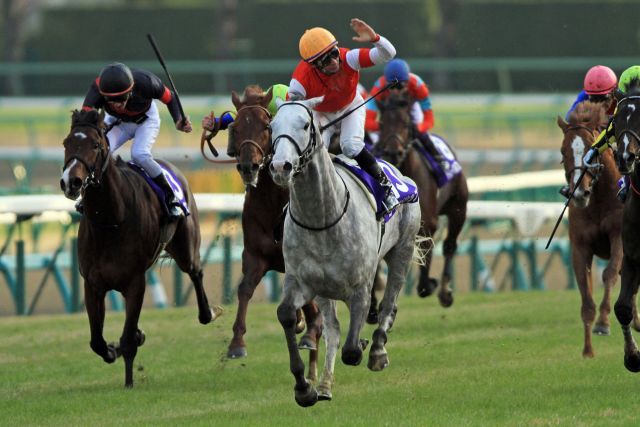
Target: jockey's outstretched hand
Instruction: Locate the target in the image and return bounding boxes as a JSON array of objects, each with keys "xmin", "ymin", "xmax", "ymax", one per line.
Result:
[
  {"xmin": 350, "ymin": 18, "xmax": 377, "ymax": 43},
  {"xmin": 176, "ymin": 117, "xmax": 193, "ymax": 133},
  {"xmin": 202, "ymin": 112, "xmax": 215, "ymax": 132}
]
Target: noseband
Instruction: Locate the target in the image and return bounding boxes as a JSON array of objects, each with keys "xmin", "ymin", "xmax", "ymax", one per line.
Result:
[
  {"xmin": 63, "ymin": 121, "xmax": 112, "ymax": 189},
  {"xmin": 565, "ymin": 124, "xmax": 603, "ymax": 188},
  {"xmin": 235, "ymin": 104, "xmax": 273, "ymax": 169}
]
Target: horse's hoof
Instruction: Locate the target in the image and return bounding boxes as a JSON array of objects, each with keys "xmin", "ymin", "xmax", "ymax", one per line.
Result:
[
  {"xmin": 368, "ymin": 351, "xmax": 389, "ymax": 372},
  {"xmin": 417, "ymin": 278, "xmax": 438, "ymax": 298},
  {"xmin": 342, "ymin": 346, "xmax": 363, "ymax": 366},
  {"xmin": 439, "ymin": 291, "xmax": 454, "ymax": 308},
  {"xmin": 227, "ymin": 346, "xmax": 248, "ymax": 359},
  {"xmin": 104, "ymin": 343, "xmax": 120, "ymax": 363},
  {"xmin": 298, "ymin": 335, "xmax": 317, "ymax": 351},
  {"xmin": 317, "ymin": 385, "xmax": 332, "ymax": 401},
  {"xmin": 624, "ymin": 352, "xmax": 640, "ymax": 373},
  {"xmin": 366, "ymin": 310, "xmax": 379, "ymax": 325},
  {"xmin": 359, "ymin": 338, "xmax": 369, "ymax": 351},
  {"xmin": 592, "ymin": 324, "xmax": 610, "ymax": 336},
  {"xmin": 294, "ymin": 382, "xmax": 318, "ymax": 407},
  {"xmin": 136, "ymin": 330, "xmax": 146, "ymax": 347}
]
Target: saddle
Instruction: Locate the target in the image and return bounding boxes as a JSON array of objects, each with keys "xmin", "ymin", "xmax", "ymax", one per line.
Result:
[
  {"xmin": 126, "ymin": 162, "xmax": 190, "ymax": 219},
  {"xmin": 412, "ymin": 134, "xmax": 463, "ymax": 188}
]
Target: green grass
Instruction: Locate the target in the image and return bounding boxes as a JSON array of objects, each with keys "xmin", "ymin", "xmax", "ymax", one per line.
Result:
[{"xmin": 1, "ymin": 290, "xmax": 638, "ymax": 426}]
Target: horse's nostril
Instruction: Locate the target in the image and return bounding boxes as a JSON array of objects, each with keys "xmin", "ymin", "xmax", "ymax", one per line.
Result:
[
  {"xmin": 252, "ymin": 163, "xmax": 260, "ymax": 172},
  {"xmin": 71, "ymin": 176, "xmax": 82, "ymax": 190},
  {"xmin": 283, "ymin": 162, "xmax": 292, "ymax": 172},
  {"xmin": 236, "ymin": 164, "xmax": 242, "ymax": 172}
]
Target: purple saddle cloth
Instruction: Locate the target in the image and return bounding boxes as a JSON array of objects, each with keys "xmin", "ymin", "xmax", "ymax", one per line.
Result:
[
  {"xmin": 412, "ymin": 134, "xmax": 462, "ymax": 188},
  {"xmin": 127, "ymin": 161, "xmax": 190, "ymax": 217},
  {"xmin": 333, "ymin": 156, "xmax": 418, "ymax": 223}
]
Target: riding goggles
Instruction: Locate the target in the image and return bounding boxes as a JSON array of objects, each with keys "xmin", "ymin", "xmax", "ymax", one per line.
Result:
[{"xmin": 313, "ymin": 47, "xmax": 339, "ymax": 69}]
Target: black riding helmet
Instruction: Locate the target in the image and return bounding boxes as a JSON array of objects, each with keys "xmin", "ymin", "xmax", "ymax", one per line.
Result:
[{"xmin": 98, "ymin": 63, "xmax": 134, "ymax": 99}]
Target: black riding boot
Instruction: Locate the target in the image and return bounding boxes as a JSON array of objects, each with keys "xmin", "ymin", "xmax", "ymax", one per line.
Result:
[
  {"xmin": 152, "ymin": 174, "xmax": 184, "ymax": 220},
  {"xmin": 354, "ymin": 148, "xmax": 399, "ymax": 215},
  {"xmin": 416, "ymin": 131, "xmax": 449, "ymax": 172}
]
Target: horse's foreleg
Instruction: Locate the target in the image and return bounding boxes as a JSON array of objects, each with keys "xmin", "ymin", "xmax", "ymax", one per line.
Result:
[
  {"xmin": 84, "ymin": 282, "xmax": 117, "ymax": 363},
  {"xmin": 571, "ymin": 248, "xmax": 596, "ymax": 357},
  {"xmin": 120, "ymin": 277, "xmax": 146, "ymax": 388},
  {"xmin": 315, "ymin": 297, "xmax": 339, "ymax": 401},
  {"xmin": 416, "ymin": 225, "xmax": 437, "ymax": 299},
  {"xmin": 188, "ymin": 267, "xmax": 221, "ymax": 325},
  {"xmin": 614, "ymin": 258, "xmax": 640, "ymax": 372},
  {"xmin": 299, "ymin": 301, "xmax": 322, "ymax": 381},
  {"xmin": 341, "ymin": 285, "xmax": 371, "ymax": 367},
  {"xmin": 227, "ymin": 256, "xmax": 268, "ymax": 359},
  {"xmin": 277, "ymin": 277, "xmax": 317, "ymax": 407}
]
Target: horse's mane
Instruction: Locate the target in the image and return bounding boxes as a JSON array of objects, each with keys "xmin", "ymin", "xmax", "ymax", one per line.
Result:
[
  {"xmin": 567, "ymin": 101, "xmax": 607, "ymax": 130},
  {"xmin": 379, "ymin": 89, "xmax": 411, "ymax": 110},
  {"xmin": 71, "ymin": 108, "xmax": 104, "ymax": 129},
  {"xmin": 242, "ymin": 85, "xmax": 266, "ymax": 105}
]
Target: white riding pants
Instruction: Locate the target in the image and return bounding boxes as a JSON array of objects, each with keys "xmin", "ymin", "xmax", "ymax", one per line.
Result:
[
  {"xmin": 104, "ymin": 101, "xmax": 163, "ymax": 178},
  {"xmin": 316, "ymin": 93, "xmax": 366, "ymax": 158}
]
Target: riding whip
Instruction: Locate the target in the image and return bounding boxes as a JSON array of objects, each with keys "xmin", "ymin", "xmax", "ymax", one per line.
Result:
[
  {"xmin": 146, "ymin": 33, "xmax": 186, "ymax": 123},
  {"xmin": 545, "ymin": 167, "xmax": 588, "ymax": 249},
  {"xmin": 319, "ymin": 78, "xmax": 399, "ymax": 132}
]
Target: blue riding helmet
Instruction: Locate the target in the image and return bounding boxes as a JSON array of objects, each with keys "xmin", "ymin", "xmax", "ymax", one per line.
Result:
[{"xmin": 384, "ymin": 59, "xmax": 410, "ymax": 83}]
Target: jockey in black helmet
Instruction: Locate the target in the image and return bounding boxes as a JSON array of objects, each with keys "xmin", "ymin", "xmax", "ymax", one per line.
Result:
[{"xmin": 82, "ymin": 62, "xmax": 192, "ymax": 220}]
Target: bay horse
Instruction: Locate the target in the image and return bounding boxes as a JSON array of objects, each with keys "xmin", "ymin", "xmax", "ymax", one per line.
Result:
[
  {"xmin": 374, "ymin": 89, "xmax": 468, "ymax": 309},
  {"xmin": 60, "ymin": 109, "xmax": 218, "ymax": 387},
  {"xmin": 269, "ymin": 98, "xmax": 421, "ymax": 407},
  {"xmin": 610, "ymin": 88, "xmax": 640, "ymax": 372},
  {"xmin": 557, "ymin": 101, "xmax": 628, "ymax": 357},
  {"xmin": 221, "ymin": 86, "xmax": 322, "ymax": 377}
]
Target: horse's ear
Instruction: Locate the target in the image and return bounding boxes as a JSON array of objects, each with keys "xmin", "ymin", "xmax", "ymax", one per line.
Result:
[
  {"xmin": 304, "ymin": 96, "xmax": 324, "ymax": 109},
  {"xmin": 231, "ymin": 90, "xmax": 243, "ymax": 110},
  {"xmin": 262, "ymin": 87, "xmax": 273, "ymax": 108},
  {"xmin": 557, "ymin": 115, "xmax": 568, "ymax": 132}
]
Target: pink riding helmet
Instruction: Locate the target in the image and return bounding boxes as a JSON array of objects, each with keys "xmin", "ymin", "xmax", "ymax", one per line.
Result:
[{"xmin": 583, "ymin": 65, "xmax": 617, "ymax": 95}]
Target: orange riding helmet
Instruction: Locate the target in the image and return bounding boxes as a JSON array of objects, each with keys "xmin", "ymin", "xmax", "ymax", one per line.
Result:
[{"xmin": 299, "ymin": 27, "xmax": 338, "ymax": 63}]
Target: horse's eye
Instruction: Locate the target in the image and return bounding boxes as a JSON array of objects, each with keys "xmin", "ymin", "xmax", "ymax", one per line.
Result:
[
  {"xmin": 304, "ymin": 122, "xmax": 310, "ymax": 130},
  {"xmin": 93, "ymin": 141, "xmax": 100, "ymax": 150}
]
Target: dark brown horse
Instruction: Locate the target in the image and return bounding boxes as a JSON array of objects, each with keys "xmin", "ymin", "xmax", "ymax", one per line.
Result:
[
  {"xmin": 373, "ymin": 89, "xmax": 468, "ymax": 309},
  {"xmin": 60, "ymin": 109, "xmax": 218, "ymax": 387},
  {"xmin": 220, "ymin": 86, "xmax": 322, "ymax": 377},
  {"xmin": 610, "ymin": 89, "xmax": 640, "ymax": 371},
  {"xmin": 557, "ymin": 101, "xmax": 630, "ymax": 357}
]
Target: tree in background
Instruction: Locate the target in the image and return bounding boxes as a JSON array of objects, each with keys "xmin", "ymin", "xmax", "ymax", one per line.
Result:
[{"xmin": 1, "ymin": 0, "xmax": 42, "ymax": 95}]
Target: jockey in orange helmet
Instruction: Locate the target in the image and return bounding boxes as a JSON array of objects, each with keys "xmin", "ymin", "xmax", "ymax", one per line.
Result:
[{"xmin": 289, "ymin": 18, "xmax": 398, "ymax": 213}]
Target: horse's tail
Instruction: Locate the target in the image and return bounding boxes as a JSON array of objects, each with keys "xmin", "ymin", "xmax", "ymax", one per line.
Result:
[{"xmin": 412, "ymin": 233, "xmax": 432, "ymax": 266}]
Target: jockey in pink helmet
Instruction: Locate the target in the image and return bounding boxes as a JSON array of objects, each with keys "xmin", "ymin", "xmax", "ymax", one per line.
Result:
[{"xmin": 565, "ymin": 65, "xmax": 617, "ymax": 121}]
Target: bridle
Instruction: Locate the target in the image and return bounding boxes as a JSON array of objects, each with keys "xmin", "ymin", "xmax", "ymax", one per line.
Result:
[
  {"xmin": 62, "ymin": 120, "xmax": 113, "ymax": 191},
  {"xmin": 374, "ymin": 99, "xmax": 412, "ymax": 167},
  {"xmin": 235, "ymin": 104, "xmax": 273, "ymax": 169},
  {"xmin": 564, "ymin": 123, "xmax": 603, "ymax": 188},
  {"xmin": 614, "ymin": 96, "xmax": 640, "ymax": 167},
  {"xmin": 272, "ymin": 101, "xmax": 350, "ymax": 231}
]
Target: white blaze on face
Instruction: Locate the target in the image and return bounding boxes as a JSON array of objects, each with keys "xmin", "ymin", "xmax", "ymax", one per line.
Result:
[
  {"xmin": 74, "ymin": 132, "xmax": 87, "ymax": 139},
  {"xmin": 571, "ymin": 136, "xmax": 585, "ymax": 187},
  {"xmin": 60, "ymin": 158, "xmax": 78, "ymax": 190}
]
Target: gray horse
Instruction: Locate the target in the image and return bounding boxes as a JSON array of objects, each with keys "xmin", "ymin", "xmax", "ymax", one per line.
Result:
[{"xmin": 269, "ymin": 98, "xmax": 422, "ymax": 407}]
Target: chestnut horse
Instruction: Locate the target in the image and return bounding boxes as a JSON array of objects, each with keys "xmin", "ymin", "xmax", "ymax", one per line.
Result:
[
  {"xmin": 217, "ymin": 86, "xmax": 322, "ymax": 378},
  {"xmin": 373, "ymin": 89, "xmax": 468, "ymax": 309},
  {"xmin": 610, "ymin": 89, "xmax": 640, "ymax": 371},
  {"xmin": 60, "ymin": 109, "xmax": 218, "ymax": 387},
  {"xmin": 557, "ymin": 101, "xmax": 630, "ymax": 357}
]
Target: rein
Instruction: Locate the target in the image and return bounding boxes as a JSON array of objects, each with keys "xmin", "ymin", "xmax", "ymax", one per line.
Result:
[{"xmin": 288, "ymin": 173, "xmax": 351, "ymax": 232}]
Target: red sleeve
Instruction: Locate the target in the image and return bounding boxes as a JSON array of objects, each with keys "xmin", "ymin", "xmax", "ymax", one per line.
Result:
[
  {"xmin": 358, "ymin": 48, "xmax": 374, "ymax": 68},
  {"xmin": 365, "ymin": 108, "xmax": 379, "ymax": 132},
  {"xmin": 410, "ymin": 76, "xmax": 429, "ymax": 101},
  {"xmin": 160, "ymin": 87, "xmax": 172, "ymax": 104},
  {"xmin": 418, "ymin": 110, "xmax": 434, "ymax": 133}
]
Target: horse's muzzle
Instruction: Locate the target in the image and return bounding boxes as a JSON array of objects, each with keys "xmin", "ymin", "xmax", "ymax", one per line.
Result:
[{"xmin": 269, "ymin": 160, "xmax": 293, "ymax": 186}]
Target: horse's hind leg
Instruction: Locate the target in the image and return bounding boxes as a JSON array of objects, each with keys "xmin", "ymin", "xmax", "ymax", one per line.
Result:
[
  {"xmin": 369, "ymin": 242, "xmax": 413, "ymax": 372},
  {"xmin": 85, "ymin": 282, "xmax": 119, "ymax": 364},
  {"xmin": 120, "ymin": 277, "xmax": 147, "ymax": 388},
  {"xmin": 315, "ymin": 297, "xmax": 339, "ymax": 401},
  {"xmin": 615, "ymin": 258, "xmax": 640, "ymax": 372},
  {"xmin": 367, "ymin": 264, "xmax": 385, "ymax": 325},
  {"xmin": 595, "ymin": 235, "xmax": 623, "ymax": 336},
  {"xmin": 439, "ymin": 198, "xmax": 466, "ymax": 308},
  {"xmin": 277, "ymin": 275, "xmax": 317, "ymax": 407}
]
